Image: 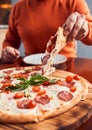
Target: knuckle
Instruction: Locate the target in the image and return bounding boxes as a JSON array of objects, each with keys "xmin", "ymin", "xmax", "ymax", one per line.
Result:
[
  {"xmin": 66, "ymin": 27, "xmax": 71, "ymax": 32},
  {"xmin": 69, "ymin": 18, "xmax": 75, "ymax": 23},
  {"xmin": 74, "ymin": 12, "xmax": 79, "ymax": 15},
  {"xmin": 73, "ymin": 12, "xmax": 79, "ymax": 17},
  {"xmin": 81, "ymin": 28, "xmax": 86, "ymax": 33},
  {"xmin": 81, "ymin": 23, "xmax": 87, "ymax": 33},
  {"xmin": 75, "ymin": 24, "xmax": 81, "ymax": 30},
  {"xmin": 81, "ymin": 14, "xmax": 85, "ymax": 19},
  {"xmin": 72, "ymin": 12, "xmax": 78, "ymax": 15},
  {"xmin": 69, "ymin": 34, "xmax": 75, "ymax": 39}
]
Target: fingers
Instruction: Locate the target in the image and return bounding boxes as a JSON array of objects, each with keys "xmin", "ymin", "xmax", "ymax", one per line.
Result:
[
  {"xmin": 76, "ymin": 20, "xmax": 88, "ymax": 40},
  {"xmin": 67, "ymin": 14, "xmax": 85, "ymax": 42},
  {"xmin": 1, "ymin": 46, "xmax": 20, "ymax": 63},
  {"xmin": 14, "ymin": 49, "xmax": 20, "ymax": 58},
  {"xmin": 63, "ymin": 12, "xmax": 79, "ymax": 36},
  {"xmin": 63, "ymin": 12, "xmax": 89, "ymax": 42}
]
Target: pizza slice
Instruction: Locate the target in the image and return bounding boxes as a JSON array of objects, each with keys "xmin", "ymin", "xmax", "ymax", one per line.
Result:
[
  {"xmin": 45, "ymin": 27, "xmax": 66, "ymax": 54},
  {"xmin": 42, "ymin": 27, "xmax": 67, "ymax": 76}
]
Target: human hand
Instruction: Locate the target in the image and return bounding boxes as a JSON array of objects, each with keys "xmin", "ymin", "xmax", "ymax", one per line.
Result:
[
  {"xmin": 63, "ymin": 12, "xmax": 89, "ymax": 42},
  {"xmin": 1, "ymin": 46, "xmax": 20, "ymax": 63}
]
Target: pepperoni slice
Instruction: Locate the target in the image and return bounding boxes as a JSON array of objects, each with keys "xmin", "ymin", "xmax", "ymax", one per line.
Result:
[
  {"xmin": 3, "ymin": 70, "xmax": 13, "ymax": 74},
  {"xmin": 62, "ymin": 80, "xmax": 75, "ymax": 88},
  {"xmin": 1, "ymin": 79, "xmax": 12, "ymax": 83},
  {"xmin": 1, "ymin": 79, "xmax": 12, "ymax": 88},
  {"xmin": 15, "ymin": 67, "xmax": 24, "ymax": 70},
  {"xmin": 57, "ymin": 91, "xmax": 73, "ymax": 101},
  {"xmin": 41, "ymin": 54, "xmax": 50, "ymax": 65},
  {"xmin": 35, "ymin": 95, "xmax": 50, "ymax": 105},
  {"xmin": 17, "ymin": 99, "xmax": 30, "ymax": 109}
]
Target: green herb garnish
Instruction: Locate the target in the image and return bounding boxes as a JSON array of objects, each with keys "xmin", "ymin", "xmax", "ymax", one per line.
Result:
[{"xmin": 5, "ymin": 73, "xmax": 53, "ymax": 92}]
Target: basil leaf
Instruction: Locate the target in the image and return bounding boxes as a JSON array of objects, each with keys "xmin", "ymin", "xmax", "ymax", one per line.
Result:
[
  {"xmin": 5, "ymin": 85, "xmax": 19, "ymax": 91},
  {"xmin": 49, "ymin": 79, "xmax": 57, "ymax": 84},
  {"xmin": 29, "ymin": 74, "xmax": 49, "ymax": 85},
  {"xmin": 18, "ymin": 78, "xmax": 27, "ymax": 81},
  {"xmin": 5, "ymin": 73, "xmax": 51, "ymax": 92}
]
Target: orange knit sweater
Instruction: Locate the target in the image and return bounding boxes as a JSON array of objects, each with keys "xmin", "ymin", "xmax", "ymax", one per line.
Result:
[{"xmin": 3, "ymin": 0, "xmax": 92, "ymax": 57}]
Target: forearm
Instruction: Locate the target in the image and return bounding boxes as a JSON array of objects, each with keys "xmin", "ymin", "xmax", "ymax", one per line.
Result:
[
  {"xmin": 2, "ymin": 4, "xmax": 21, "ymax": 49},
  {"xmin": 3, "ymin": 25, "xmax": 21, "ymax": 49},
  {"xmin": 3, "ymin": 38, "xmax": 21, "ymax": 49}
]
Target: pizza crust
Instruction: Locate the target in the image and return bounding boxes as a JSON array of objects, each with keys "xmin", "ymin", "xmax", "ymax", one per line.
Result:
[
  {"xmin": 80, "ymin": 78, "xmax": 89, "ymax": 100},
  {"xmin": 37, "ymin": 92, "xmax": 82, "ymax": 121},
  {"xmin": 0, "ymin": 111, "xmax": 38, "ymax": 123}
]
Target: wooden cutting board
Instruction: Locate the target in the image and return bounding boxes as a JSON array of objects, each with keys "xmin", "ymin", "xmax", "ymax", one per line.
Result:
[{"xmin": 0, "ymin": 70, "xmax": 92, "ymax": 130}]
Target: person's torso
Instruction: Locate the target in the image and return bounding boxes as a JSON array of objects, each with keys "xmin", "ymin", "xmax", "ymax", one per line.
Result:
[{"xmin": 14, "ymin": 0, "xmax": 76, "ymax": 57}]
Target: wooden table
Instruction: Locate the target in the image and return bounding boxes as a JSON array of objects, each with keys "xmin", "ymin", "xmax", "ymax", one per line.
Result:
[{"xmin": 0, "ymin": 57, "xmax": 92, "ymax": 130}]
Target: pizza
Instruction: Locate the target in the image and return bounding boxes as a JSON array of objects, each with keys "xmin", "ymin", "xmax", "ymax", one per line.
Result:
[{"xmin": 0, "ymin": 66, "xmax": 89, "ymax": 123}]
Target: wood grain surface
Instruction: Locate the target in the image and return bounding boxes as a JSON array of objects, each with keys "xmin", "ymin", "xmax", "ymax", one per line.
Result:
[{"xmin": 0, "ymin": 70, "xmax": 92, "ymax": 130}]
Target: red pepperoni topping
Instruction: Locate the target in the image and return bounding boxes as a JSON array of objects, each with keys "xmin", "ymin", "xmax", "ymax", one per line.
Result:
[
  {"xmin": 41, "ymin": 54, "xmax": 50, "ymax": 65},
  {"xmin": 62, "ymin": 80, "xmax": 75, "ymax": 88},
  {"xmin": 17, "ymin": 99, "xmax": 37, "ymax": 109},
  {"xmin": 3, "ymin": 70, "xmax": 13, "ymax": 74},
  {"xmin": 1, "ymin": 79, "xmax": 12, "ymax": 88},
  {"xmin": 57, "ymin": 91, "xmax": 73, "ymax": 101},
  {"xmin": 1, "ymin": 79, "xmax": 12, "ymax": 84},
  {"xmin": 35, "ymin": 95, "xmax": 50, "ymax": 105},
  {"xmin": 17, "ymin": 99, "xmax": 30, "ymax": 109},
  {"xmin": 15, "ymin": 67, "xmax": 24, "ymax": 70}
]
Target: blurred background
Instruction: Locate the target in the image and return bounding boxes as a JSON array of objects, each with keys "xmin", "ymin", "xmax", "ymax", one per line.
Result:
[{"xmin": 0, "ymin": 0, "xmax": 92, "ymax": 58}]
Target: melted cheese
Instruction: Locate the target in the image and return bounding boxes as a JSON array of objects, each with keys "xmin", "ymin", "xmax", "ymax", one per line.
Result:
[
  {"xmin": 43, "ymin": 27, "xmax": 66, "ymax": 76},
  {"xmin": 0, "ymin": 79, "xmax": 83, "ymax": 115},
  {"xmin": 0, "ymin": 93, "xmax": 37, "ymax": 115},
  {"xmin": 36, "ymin": 81, "xmax": 83, "ymax": 115}
]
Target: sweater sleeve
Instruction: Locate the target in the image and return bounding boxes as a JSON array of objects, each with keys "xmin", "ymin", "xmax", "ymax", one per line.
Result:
[
  {"xmin": 69, "ymin": 0, "xmax": 92, "ymax": 45},
  {"xmin": 3, "ymin": 5, "xmax": 21, "ymax": 49}
]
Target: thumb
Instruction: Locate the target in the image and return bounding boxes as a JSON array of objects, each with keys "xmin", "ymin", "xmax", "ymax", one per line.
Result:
[{"xmin": 14, "ymin": 49, "xmax": 20, "ymax": 57}]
